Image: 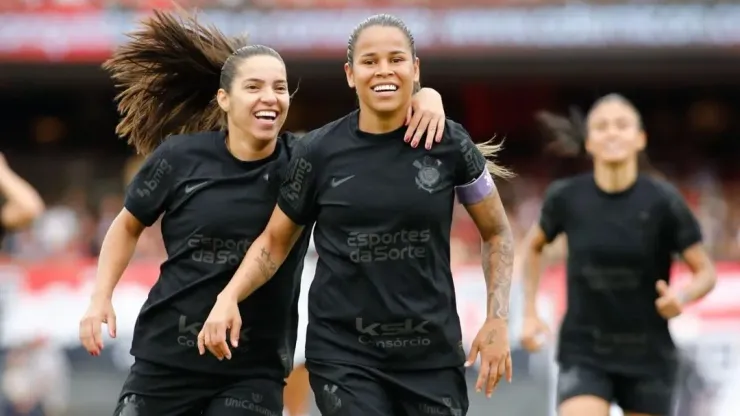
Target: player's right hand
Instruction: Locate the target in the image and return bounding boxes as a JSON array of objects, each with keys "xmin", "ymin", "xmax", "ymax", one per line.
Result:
[
  {"xmin": 198, "ymin": 295, "xmax": 242, "ymax": 360},
  {"xmin": 519, "ymin": 315, "xmax": 550, "ymax": 353},
  {"xmin": 79, "ymin": 296, "xmax": 117, "ymax": 356}
]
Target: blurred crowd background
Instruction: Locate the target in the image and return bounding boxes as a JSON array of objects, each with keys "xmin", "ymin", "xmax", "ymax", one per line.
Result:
[{"xmin": 1, "ymin": 0, "xmax": 740, "ymax": 415}]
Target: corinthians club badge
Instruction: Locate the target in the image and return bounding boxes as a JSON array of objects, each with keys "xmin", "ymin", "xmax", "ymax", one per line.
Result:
[{"xmin": 414, "ymin": 156, "xmax": 442, "ymax": 193}]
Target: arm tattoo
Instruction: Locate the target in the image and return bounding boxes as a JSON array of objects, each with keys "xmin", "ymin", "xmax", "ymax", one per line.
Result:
[
  {"xmin": 480, "ymin": 195, "xmax": 514, "ymax": 321},
  {"xmin": 254, "ymin": 246, "xmax": 279, "ymax": 284}
]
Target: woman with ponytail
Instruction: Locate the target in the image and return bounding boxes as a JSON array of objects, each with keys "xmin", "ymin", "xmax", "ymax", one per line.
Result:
[
  {"xmin": 77, "ymin": 9, "xmax": 448, "ymax": 416},
  {"xmin": 200, "ymin": 14, "xmax": 515, "ymax": 414},
  {"xmin": 519, "ymin": 94, "xmax": 716, "ymax": 416}
]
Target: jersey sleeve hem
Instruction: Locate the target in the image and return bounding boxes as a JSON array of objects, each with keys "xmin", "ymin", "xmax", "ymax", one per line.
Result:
[
  {"xmin": 539, "ymin": 218, "xmax": 559, "ymax": 243},
  {"xmin": 277, "ymin": 198, "xmax": 311, "ymax": 227},
  {"xmin": 674, "ymin": 236, "xmax": 702, "ymax": 254},
  {"xmin": 124, "ymin": 199, "xmax": 159, "ymax": 227},
  {"xmin": 538, "ymin": 178, "xmax": 570, "ymax": 243}
]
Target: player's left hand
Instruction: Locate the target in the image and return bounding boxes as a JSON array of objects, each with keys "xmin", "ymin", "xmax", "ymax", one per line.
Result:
[
  {"xmin": 406, "ymin": 88, "xmax": 445, "ymax": 149},
  {"xmin": 198, "ymin": 295, "xmax": 242, "ymax": 360},
  {"xmin": 465, "ymin": 318, "xmax": 512, "ymax": 398},
  {"xmin": 655, "ymin": 279, "xmax": 684, "ymax": 319}
]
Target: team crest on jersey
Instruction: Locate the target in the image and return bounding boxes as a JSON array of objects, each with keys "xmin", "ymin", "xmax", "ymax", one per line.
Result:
[{"xmin": 413, "ymin": 156, "xmax": 442, "ymax": 193}]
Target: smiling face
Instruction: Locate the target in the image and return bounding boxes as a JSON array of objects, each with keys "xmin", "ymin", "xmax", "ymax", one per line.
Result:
[
  {"xmin": 217, "ymin": 54, "xmax": 290, "ymax": 143},
  {"xmin": 344, "ymin": 24, "xmax": 419, "ymax": 118},
  {"xmin": 585, "ymin": 97, "xmax": 646, "ymax": 166}
]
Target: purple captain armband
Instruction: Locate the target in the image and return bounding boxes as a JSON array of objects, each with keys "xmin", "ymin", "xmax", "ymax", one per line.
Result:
[{"xmin": 455, "ymin": 169, "xmax": 495, "ymax": 205}]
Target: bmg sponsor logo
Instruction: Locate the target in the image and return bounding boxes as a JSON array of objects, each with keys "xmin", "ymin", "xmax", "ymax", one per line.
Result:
[
  {"xmin": 187, "ymin": 234, "xmax": 252, "ymax": 265},
  {"xmin": 134, "ymin": 158, "xmax": 172, "ymax": 197},
  {"xmin": 347, "ymin": 229, "xmax": 430, "ymax": 263},
  {"xmin": 176, "ymin": 315, "xmax": 251, "ymax": 350},
  {"xmin": 282, "ymin": 157, "xmax": 312, "ymax": 202},
  {"xmin": 459, "ymin": 138, "xmax": 486, "ymax": 179},
  {"xmin": 224, "ymin": 394, "xmax": 279, "ymax": 416},
  {"xmin": 356, "ymin": 317, "xmax": 432, "ymax": 349}
]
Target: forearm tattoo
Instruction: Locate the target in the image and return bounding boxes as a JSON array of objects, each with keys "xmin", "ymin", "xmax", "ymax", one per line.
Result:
[
  {"xmin": 254, "ymin": 246, "xmax": 279, "ymax": 284},
  {"xmin": 481, "ymin": 197, "xmax": 514, "ymax": 321}
]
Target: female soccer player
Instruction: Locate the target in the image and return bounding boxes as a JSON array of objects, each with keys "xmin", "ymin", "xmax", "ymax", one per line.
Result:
[
  {"xmin": 199, "ymin": 14, "xmax": 515, "ymax": 416},
  {"xmin": 76, "ymin": 10, "xmax": 448, "ymax": 416},
  {"xmin": 519, "ymin": 94, "xmax": 717, "ymax": 416}
]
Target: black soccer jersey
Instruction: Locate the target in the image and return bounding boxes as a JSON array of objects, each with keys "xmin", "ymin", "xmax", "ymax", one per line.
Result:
[
  {"xmin": 277, "ymin": 111, "xmax": 487, "ymax": 370},
  {"xmin": 540, "ymin": 173, "xmax": 702, "ymax": 375},
  {"xmin": 124, "ymin": 131, "xmax": 311, "ymax": 378}
]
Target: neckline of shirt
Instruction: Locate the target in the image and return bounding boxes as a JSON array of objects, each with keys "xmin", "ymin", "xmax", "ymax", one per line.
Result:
[
  {"xmin": 348, "ymin": 110, "xmax": 406, "ymax": 141},
  {"xmin": 591, "ymin": 173, "xmax": 642, "ymax": 198},
  {"xmin": 215, "ymin": 130, "xmax": 281, "ymax": 169}
]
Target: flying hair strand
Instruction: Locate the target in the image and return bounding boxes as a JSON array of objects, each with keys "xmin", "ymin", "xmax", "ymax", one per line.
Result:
[
  {"xmin": 103, "ymin": 9, "xmax": 247, "ymax": 155},
  {"xmin": 476, "ymin": 136, "xmax": 515, "ymax": 179}
]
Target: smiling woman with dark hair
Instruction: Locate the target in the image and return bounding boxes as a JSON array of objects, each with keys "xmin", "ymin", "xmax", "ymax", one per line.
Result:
[{"xmin": 200, "ymin": 14, "xmax": 515, "ymax": 416}]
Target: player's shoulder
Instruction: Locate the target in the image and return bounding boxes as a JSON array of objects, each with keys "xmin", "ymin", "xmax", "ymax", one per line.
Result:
[
  {"xmin": 279, "ymin": 131, "xmax": 301, "ymax": 148},
  {"xmin": 440, "ymin": 118, "xmax": 474, "ymax": 147},
  {"xmin": 545, "ymin": 173, "xmax": 588, "ymax": 200},
  {"xmin": 639, "ymin": 174, "xmax": 686, "ymax": 206},
  {"xmin": 428, "ymin": 118, "xmax": 478, "ymax": 162},
  {"xmin": 289, "ymin": 113, "xmax": 355, "ymax": 158},
  {"xmin": 155, "ymin": 131, "xmax": 222, "ymax": 157},
  {"xmin": 640, "ymin": 174, "xmax": 681, "ymax": 197}
]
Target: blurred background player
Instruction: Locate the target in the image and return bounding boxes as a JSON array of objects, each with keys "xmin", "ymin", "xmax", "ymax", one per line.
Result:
[{"xmin": 519, "ymin": 94, "xmax": 717, "ymax": 416}]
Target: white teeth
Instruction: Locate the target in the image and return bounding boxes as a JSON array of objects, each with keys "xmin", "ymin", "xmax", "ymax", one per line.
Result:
[
  {"xmin": 255, "ymin": 111, "xmax": 277, "ymax": 119},
  {"xmin": 373, "ymin": 85, "xmax": 397, "ymax": 92}
]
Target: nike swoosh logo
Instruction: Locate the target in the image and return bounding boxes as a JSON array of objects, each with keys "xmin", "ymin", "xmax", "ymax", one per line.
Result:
[
  {"xmin": 331, "ymin": 175, "xmax": 355, "ymax": 188},
  {"xmin": 185, "ymin": 182, "xmax": 208, "ymax": 194}
]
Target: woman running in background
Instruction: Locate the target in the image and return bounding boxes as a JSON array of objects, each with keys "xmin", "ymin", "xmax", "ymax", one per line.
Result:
[
  {"xmin": 519, "ymin": 94, "xmax": 717, "ymax": 416},
  {"xmin": 77, "ymin": 10, "xmax": 448, "ymax": 416}
]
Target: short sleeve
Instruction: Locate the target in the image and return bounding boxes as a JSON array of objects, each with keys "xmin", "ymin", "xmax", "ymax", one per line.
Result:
[
  {"xmin": 539, "ymin": 180, "xmax": 568, "ymax": 243},
  {"xmin": 124, "ymin": 142, "xmax": 178, "ymax": 227},
  {"xmin": 661, "ymin": 184, "xmax": 702, "ymax": 253},
  {"xmin": 452, "ymin": 122, "xmax": 487, "ymax": 186},
  {"xmin": 277, "ymin": 136, "xmax": 320, "ymax": 226}
]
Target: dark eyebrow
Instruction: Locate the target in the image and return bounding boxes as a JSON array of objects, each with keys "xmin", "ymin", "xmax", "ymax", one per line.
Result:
[
  {"xmin": 359, "ymin": 50, "xmax": 408, "ymax": 59},
  {"xmin": 242, "ymin": 78, "xmax": 288, "ymax": 84}
]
